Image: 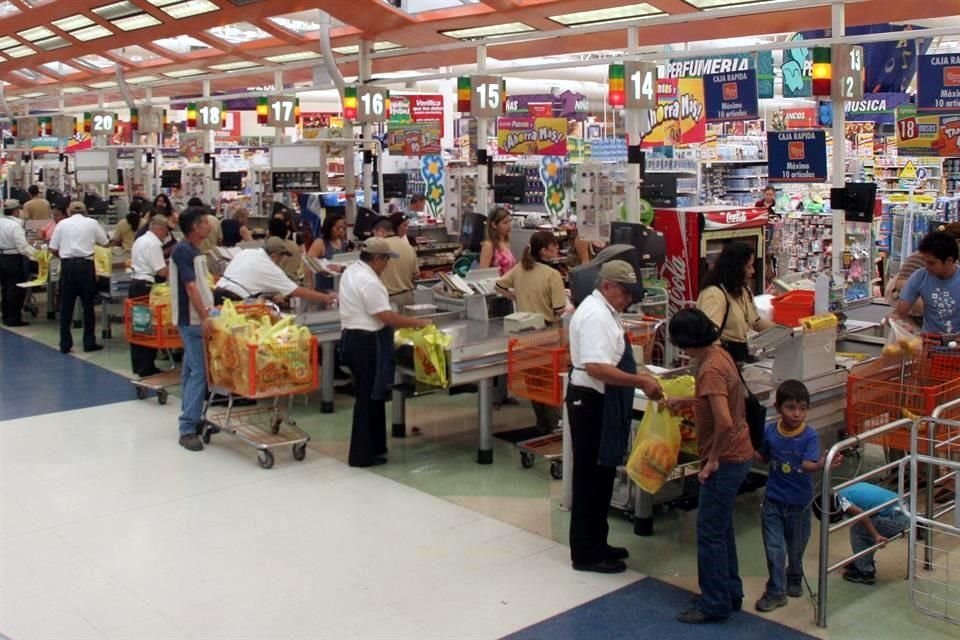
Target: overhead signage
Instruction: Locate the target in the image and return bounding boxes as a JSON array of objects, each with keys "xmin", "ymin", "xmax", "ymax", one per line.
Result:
[
  {"xmin": 641, "ymin": 77, "xmax": 706, "ymax": 148},
  {"xmin": 897, "ymin": 160, "xmax": 928, "ymax": 190},
  {"xmin": 356, "ymin": 85, "xmax": 389, "ymax": 124},
  {"xmin": 704, "ymin": 69, "xmax": 758, "ymax": 122},
  {"xmin": 388, "ymin": 123, "xmax": 442, "ymax": 156},
  {"xmin": 51, "ymin": 115, "xmax": 76, "ymax": 139},
  {"xmin": 91, "ymin": 111, "xmax": 116, "ymax": 134},
  {"xmin": 195, "ymin": 101, "xmax": 223, "ymax": 131},
  {"xmin": 767, "ymin": 130, "xmax": 827, "ymax": 182},
  {"xmin": 136, "ymin": 107, "xmax": 164, "ymax": 135},
  {"xmin": 625, "ymin": 61, "xmax": 658, "ymax": 110},
  {"xmin": 389, "ymin": 94, "xmax": 444, "ymax": 135},
  {"xmin": 702, "ymin": 207, "xmax": 768, "ymax": 230},
  {"xmin": 661, "ymin": 55, "xmax": 750, "ymax": 79},
  {"xmin": 496, "ymin": 117, "xmax": 567, "ymax": 156},
  {"xmin": 15, "ymin": 116, "xmax": 38, "ymax": 141},
  {"xmin": 527, "ymin": 103, "xmax": 553, "ymax": 117},
  {"xmin": 896, "ymin": 105, "xmax": 960, "ymax": 157},
  {"xmin": 833, "ymin": 44, "xmax": 865, "ymax": 101},
  {"xmin": 505, "ymin": 91, "xmax": 588, "ymax": 120},
  {"xmin": 844, "ymin": 93, "xmax": 911, "ymax": 125},
  {"xmin": 781, "ymin": 42, "xmax": 813, "ymax": 98},
  {"xmin": 770, "ymin": 107, "xmax": 817, "ymax": 131},
  {"xmin": 917, "ymin": 54, "xmax": 960, "ymax": 112},
  {"xmin": 267, "ymin": 95, "xmax": 297, "ymax": 128},
  {"xmin": 469, "ymin": 75, "xmax": 504, "ymax": 118}
]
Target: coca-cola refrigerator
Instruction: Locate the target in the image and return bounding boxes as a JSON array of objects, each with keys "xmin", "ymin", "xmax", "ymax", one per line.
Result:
[{"xmin": 653, "ymin": 206, "xmax": 769, "ymax": 320}]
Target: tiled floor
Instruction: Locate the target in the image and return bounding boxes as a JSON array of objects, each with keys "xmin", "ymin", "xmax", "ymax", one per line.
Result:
[{"xmin": 3, "ymin": 320, "xmax": 960, "ymax": 639}]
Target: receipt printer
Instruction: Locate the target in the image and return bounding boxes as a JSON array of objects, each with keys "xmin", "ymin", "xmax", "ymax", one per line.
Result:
[{"xmin": 504, "ymin": 312, "xmax": 546, "ymax": 334}]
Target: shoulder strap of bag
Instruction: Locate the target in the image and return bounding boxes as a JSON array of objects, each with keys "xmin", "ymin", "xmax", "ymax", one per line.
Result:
[
  {"xmin": 718, "ymin": 285, "xmax": 731, "ymax": 333},
  {"xmin": 734, "ymin": 360, "xmax": 757, "ymax": 400}
]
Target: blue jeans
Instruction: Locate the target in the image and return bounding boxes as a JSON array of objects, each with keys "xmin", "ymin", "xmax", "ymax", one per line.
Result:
[
  {"xmin": 696, "ymin": 460, "xmax": 752, "ymax": 618},
  {"xmin": 177, "ymin": 324, "xmax": 207, "ymax": 437},
  {"xmin": 762, "ymin": 498, "xmax": 812, "ymax": 597},
  {"xmin": 851, "ymin": 511, "xmax": 910, "ymax": 574}
]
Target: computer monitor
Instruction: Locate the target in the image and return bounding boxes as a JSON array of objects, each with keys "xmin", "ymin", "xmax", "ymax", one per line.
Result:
[
  {"xmin": 568, "ymin": 244, "xmax": 642, "ymax": 307},
  {"xmin": 842, "ymin": 182, "xmax": 878, "ymax": 223},
  {"xmin": 353, "ymin": 206, "xmax": 381, "ymax": 241},
  {"xmin": 610, "ymin": 222, "xmax": 666, "ymax": 267},
  {"xmin": 460, "ymin": 212, "xmax": 487, "ymax": 253},
  {"xmin": 45, "ymin": 188, "xmax": 62, "ymax": 205},
  {"xmin": 218, "ymin": 172, "xmax": 243, "ymax": 191},
  {"xmin": 381, "ymin": 173, "xmax": 408, "ymax": 199},
  {"xmin": 160, "ymin": 169, "xmax": 181, "ymax": 188},
  {"xmin": 10, "ymin": 188, "xmax": 29, "ymax": 204},
  {"xmin": 493, "ymin": 175, "xmax": 526, "ymax": 205}
]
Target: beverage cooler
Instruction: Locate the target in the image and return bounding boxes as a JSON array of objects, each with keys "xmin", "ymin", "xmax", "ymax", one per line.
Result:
[{"xmin": 653, "ymin": 206, "xmax": 769, "ymax": 319}]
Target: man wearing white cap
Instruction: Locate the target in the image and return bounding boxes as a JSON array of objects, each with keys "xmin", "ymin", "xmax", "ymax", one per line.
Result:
[
  {"xmin": 49, "ymin": 201, "xmax": 109, "ymax": 353},
  {"xmin": 0, "ymin": 198, "xmax": 36, "ymax": 326},
  {"xmin": 338, "ymin": 237, "xmax": 431, "ymax": 467},
  {"xmin": 567, "ymin": 260, "xmax": 663, "ymax": 574}
]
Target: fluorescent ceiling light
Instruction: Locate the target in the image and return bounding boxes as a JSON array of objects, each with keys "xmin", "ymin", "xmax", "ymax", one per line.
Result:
[
  {"xmin": 110, "ymin": 45, "xmax": 164, "ymax": 63},
  {"xmin": 264, "ymin": 51, "xmax": 323, "ymax": 63},
  {"xmin": 73, "ymin": 25, "xmax": 114, "ymax": 41},
  {"xmin": 0, "ymin": 36, "xmax": 19, "ymax": 49},
  {"xmin": 208, "ymin": 60, "xmax": 261, "ymax": 70},
  {"xmin": 6, "ymin": 45, "xmax": 36, "ymax": 58},
  {"xmin": 161, "ymin": 0, "xmax": 219, "ymax": 19},
  {"xmin": 88, "ymin": 80, "xmax": 119, "ymax": 88},
  {"xmin": 53, "ymin": 14, "xmax": 95, "ymax": 31},
  {"xmin": 42, "ymin": 62, "xmax": 80, "ymax": 75},
  {"xmin": 332, "ymin": 41, "xmax": 402, "ymax": 55},
  {"xmin": 76, "ymin": 54, "xmax": 116, "ymax": 70},
  {"xmin": 93, "ymin": 1, "xmax": 141, "ymax": 19},
  {"xmin": 62, "ymin": 86, "xmax": 87, "ymax": 94},
  {"xmin": 14, "ymin": 69, "xmax": 42, "ymax": 80},
  {"xmin": 550, "ymin": 3, "xmax": 661, "ymax": 26},
  {"xmin": 153, "ymin": 35, "xmax": 212, "ymax": 54},
  {"xmin": 0, "ymin": 1, "xmax": 19, "ymax": 17},
  {"xmin": 207, "ymin": 22, "xmax": 270, "ymax": 44},
  {"xmin": 21, "ymin": 92, "xmax": 46, "ymax": 98},
  {"xmin": 163, "ymin": 68, "xmax": 206, "ymax": 77},
  {"xmin": 440, "ymin": 22, "xmax": 535, "ymax": 40},
  {"xmin": 688, "ymin": 0, "xmax": 790, "ymax": 8},
  {"xmin": 112, "ymin": 14, "xmax": 162, "ymax": 31},
  {"xmin": 269, "ymin": 16, "xmax": 318, "ymax": 35},
  {"xmin": 35, "ymin": 36, "xmax": 70, "ymax": 51},
  {"xmin": 145, "ymin": 0, "xmax": 182, "ymax": 5},
  {"xmin": 126, "ymin": 75, "xmax": 161, "ymax": 84},
  {"xmin": 5, "ymin": 96, "xmax": 21, "ymax": 102},
  {"xmin": 18, "ymin": 26, "xmax": 55, "ymax": 41}
]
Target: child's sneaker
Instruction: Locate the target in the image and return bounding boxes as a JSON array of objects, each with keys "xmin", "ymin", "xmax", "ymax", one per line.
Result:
[
  {"xmin": 787, "ymin": 582, "xmax": 803, "ymax": 598},
  {"xmin": 842, "ymin": 567, "xmax": 877, "ymax": 585},
  {"xmin": 755, "ymin": 593, "xmax": 788, "ymax": 612}
]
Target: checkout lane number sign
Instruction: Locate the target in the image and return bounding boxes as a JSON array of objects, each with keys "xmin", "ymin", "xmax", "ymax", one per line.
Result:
[
  {"xmin": 268, "ymin": 95, "xmax": 297, "ymax": 128},
  {"xmin": 625, "ymin": 62, "xmax": 657, "ymax": 110},
  {"xmin": 357, "ymin": 85, "xmax": 389, "ymax": 124},
  {"xmin": 470, "ymin": 75, "xmax": 503, "ymax": 118},
  {"xmin": 92, "ymin": 112, "xmax": 116, "ymax": 134},
  {"xmin": 196, "ymin": 101, "xmax": 224, "ymax": 131}
]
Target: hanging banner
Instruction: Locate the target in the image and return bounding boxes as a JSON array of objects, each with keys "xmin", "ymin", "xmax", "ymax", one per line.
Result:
[
  {"xmin": 641, "ymin": 77, "xmax": 706, "ymax": 148},
  {"xmin": 704, "ymin": 69, "xmax": 759, "ymax": 122},
  {"xmin": 496, "ymin": 117, "xmax": 567, "ymax": 156},
  {"xmin": 770, "ymin": 108, "xmax": 818, "ymax": 131},
  {"xmin": 390, "ymin": 95, "xmax": 444, "ymax": 132},
  {"xmin": 527, "ymin": 103, "xmax": 553, "ymax": 117},
  {"xmin": 767, "ymin": 130, "xmax": 827, "ymax": 182},
  {"xmin": 505, "ymin": 91, "xmax": 588, "ymax": 120},
  {"xmin": 896, "ymin": 106, "xmax": 960, "ymax": 157},
  {"xmin": 917, "ymin": 54, "xmax": 960, "ymax": 112},
  {"xmin": 845, "ymin": 92, "xmax": 912, "ymax": 124},
  {"xmin": 387, "ymin": 122, "xmax": 443, "ymax": 156}
]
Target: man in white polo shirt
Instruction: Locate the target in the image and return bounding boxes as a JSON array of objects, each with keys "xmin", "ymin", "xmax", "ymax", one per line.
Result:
[
  {"xmin": 0, "ymin": 198, "xmax": 36, "ymax": 327},
  {"xmin": 567, "ymin": 260, "xmax": 663, "ymax": 574},
  {"xmin": 49, "ymin": 201, "xmax": 109, "ymax": 354},
  {"xmin": 214, "ymin": 237, "xmax": 336, "ymax": 306},
  {"xmin": 129, "ymin": 215, "xmax": 170, "ymax": 377},
  {"xmin": 339, "ymin": 237, "xmax": 431, "ymax": 467}
]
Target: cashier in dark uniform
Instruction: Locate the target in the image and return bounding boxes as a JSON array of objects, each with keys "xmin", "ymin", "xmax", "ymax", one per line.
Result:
[
  {"xmin": 338, "ymin": 237, "xmax": 431, "ymax": 467},
  {"xmin": 567, "ymin": 260, "xmax": 663, "ymax": 574},
  {"xmin": 213, "ymin": 237, "xmax": 336, "ymax": 306},
  {"xmin": 129, "ymin": 215, "xmax": 171, "ymax": 378},
  {"xmin": 49, "ymin": 201, "xmax": 109, "ymax": 354}
]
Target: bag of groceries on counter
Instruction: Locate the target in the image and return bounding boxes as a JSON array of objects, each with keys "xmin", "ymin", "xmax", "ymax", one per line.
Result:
[{"xmin": 395, "ymin": 325, "xmax": 452, "ymax": 388}]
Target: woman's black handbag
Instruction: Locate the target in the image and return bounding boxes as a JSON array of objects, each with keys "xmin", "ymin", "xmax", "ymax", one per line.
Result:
[{"xmin": 737, "ymin": 366, "xmax": 767, "ymax": 450}]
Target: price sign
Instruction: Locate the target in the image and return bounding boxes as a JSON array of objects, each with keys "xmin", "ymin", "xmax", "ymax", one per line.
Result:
[
  {"xmin": 624, "ymin": 62, "xmax": 657, "ymax": 109},
  {"xmin": 356, "ymin": 85, "xmax": 388, "ymax": 123},
  {"xmin": 138, "ymin": 106, "xmax": 164, "ymax": 134},
  {"xmin": 833, "ymin": 44, "xmax": 864, "ymax": 101},
  {"xmin": 91, "ymin": 111, "xmax": 116, "ymax": 134},
  {"xmin": 51, "ymin": 115, "xmax": 76, "ymax": 139},
  {"xmin": 195, "ymin": 100, "xmax": 224, "ymax": 131},
  {"xmin": 469, "ymin": 75, "xmax": 503, "ymax": 118},
  {"xmin": 267, "ymin": 95, "xmax": 297, "ymax": 127}
]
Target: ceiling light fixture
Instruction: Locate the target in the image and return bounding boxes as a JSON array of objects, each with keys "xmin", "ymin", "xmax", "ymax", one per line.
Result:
[
  {"xmin": 93, "ymin": 1, "xmax": 141, "ymax": 19},
  {"xmin": 264, "ymin": 51, "xmax": 323, "ymax": 63},
  {"xmin": 0, "ymin": 36, "xmax": 19, "ymax": 49},
  {"xmin": 208, "ymin": 60, "xmax": 261, "ymax": 70},
  {"xmin": 88, "ymin": 80, "xmax": 119, "ymax": 88},
  {"xmin": 440, "ymin": 22, "xmax": 535, "ymax": 40},
  {"xmin": 18, "ymin": 26, "xmax": 55, "ymax": 41},
  {"xmin": 53, "ymin": 14, "xmax": 95, "ymax": 31},
  {"xmin": 126, "ymin": 75, "xmax": 161, "ymax": 84},
  {"xmin": 73, "ymin": 25, "xmax": 114, "ymax": 41},
  {"xmin": 686, "ymin": 0, "xmax": 791, "ymax": 8},
  {"xmin": 6, "ymin": 45, "xmax": 36, "ymax": 58},
  {"xmin": 207, "ymin": 22, "xmax": 271, "ymax": 44},
  {"xmin": 332, "ymin": 41, "xmax": 402, "ymax": 55},
  {"xmin": 35, "ymin": 36, "xmax": 70, "ymax": 51},
  {"xmin": 163, "ymin": 68, "xmax": 206, "ymax": 77},
  {"xmin": 549, "ymin": 3, "xmax": 662, "ymax": 27},
  {"xmin": 161, "ymin": 0, "xmax": 219, "ymax": 19},
  {"xmin": 112, "ymin": 14, "xmax": 163, "ymax": 31},
  {"xmin": 21, "ymin": 92, "xmax": 46, "ymax": 98},
  {"xmin": 62, "ymin": 86, "xmax": 87, "ymax": 94}
]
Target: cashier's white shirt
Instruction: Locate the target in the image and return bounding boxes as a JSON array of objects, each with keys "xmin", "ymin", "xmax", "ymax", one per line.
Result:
[
  {"xmin": 131, "ymin": 230, "xmax": 166, "ymax": 283},
  {"xmin": 216, "ymin": 248, "xmax": 298, "ymax": 298},
  {"xmin": 49, "ymin": 214, "xmax": 108, "ymax": 259},
  {"xmin": 569, "ymin": 289, "xmax": 626, "ymax": 394},
  {"xmin": 339, "ymin": 259, "xmax": 391, "ymax": 332}
]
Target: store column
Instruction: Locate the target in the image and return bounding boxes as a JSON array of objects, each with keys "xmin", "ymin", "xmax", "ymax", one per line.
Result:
[{"xmin": 830, "ymin": 3, "xmax": 846, "ymax": 276}]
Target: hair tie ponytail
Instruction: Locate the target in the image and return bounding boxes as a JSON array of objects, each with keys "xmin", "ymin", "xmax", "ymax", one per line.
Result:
[{"xmin": 521, "ymin": 246, "xmax": 534, "ymax": 271}]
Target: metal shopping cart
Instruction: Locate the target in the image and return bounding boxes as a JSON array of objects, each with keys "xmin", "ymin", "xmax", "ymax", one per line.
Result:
[
  {"xmin": 200, "ymin": 304, "xmax": 317, "ymax": 469},
  {"xmin": 124, "ymin": 295, "xmax": 182, "ymax": 405}
]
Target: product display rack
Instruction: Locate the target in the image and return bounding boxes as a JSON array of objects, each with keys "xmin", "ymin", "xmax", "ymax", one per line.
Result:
[{"xmin": 700, "ymin": 159, "xmax": 768, "ymax": 206}]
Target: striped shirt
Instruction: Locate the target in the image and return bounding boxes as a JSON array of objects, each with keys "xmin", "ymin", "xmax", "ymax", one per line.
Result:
[{"xmin": 694, "ymin": 345, "xmax": 754, "ymax": 463}]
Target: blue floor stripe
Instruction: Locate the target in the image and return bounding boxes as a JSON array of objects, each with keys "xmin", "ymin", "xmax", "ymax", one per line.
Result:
[
  {"xmin": 0, "ymin": 329, "xmax": 136, "ymax": 420},
  {"xmin": 501, "ymin": 577, "xmax": 816, "ymax": 640}
]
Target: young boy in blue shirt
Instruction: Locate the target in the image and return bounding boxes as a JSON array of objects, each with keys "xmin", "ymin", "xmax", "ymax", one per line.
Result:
[{"xmin": 754, "ymin": 380, "xmax": 834, "ymax": 612}]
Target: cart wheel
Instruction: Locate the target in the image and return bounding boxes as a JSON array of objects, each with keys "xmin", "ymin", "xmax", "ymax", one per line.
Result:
[
  {"xmin": 201, "ymin": 428, "xmax": 212, "ymax": 444},
  {"xmin": 257, "ymin": 450, "xmax": 275, "ymax": 469},
  {"xmin": 135, "ymin": 386, "xmax": 147, "ymax": 400},
  {"xmin": 550, "ymin": 461, "xmax": 563, "ymax": 480},
  {"xmin": 520, "ymin": 451, "xmax": 535, "ymax": 469},
  {"xmin": 157, "ymin": 390, "xmax": 168, "ymax": 405},
  {"xmin": 271, "ymin": 418, "xmax": 282, "ymax": 434},
  {"xmin": 292, "ymin": 442, "xmax": 307, "ymax": 461}
]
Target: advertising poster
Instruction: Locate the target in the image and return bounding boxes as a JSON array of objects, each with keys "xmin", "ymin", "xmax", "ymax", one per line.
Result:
[
  {"xmin": 496, "ymin": 117, "xmax": 567, "ymax": 156},
  {"xmin": 896, "ymin": 106, "xmax": 960, "ymax": 157},
  {"xmin": 770, "ymin": 107, "xmax": 817, "ymax": 131},
  {"xmin": 767, "ymin": 130, "xmax": 827, "ymax": 182},
  {"xmin": 917, "ymin": 54, "xmax": 960, "ymax": 112},
  {"xmin": 641, "ymin": 77, "xmax": 706, "ymax": 148},
  {"xmin": 704, "ymin": 69, "xmax": 759, "ymax": 122},
  {"xmin": 387, "ymin": 123, "xmax": 442, "ymax": 156},
  {"xmin": 845, "ymin": 93, "xmax": 912, "ymax": 124},
  {"xmin": 389, "ymin": 94, "xmax": 444, "ymax": 134}
]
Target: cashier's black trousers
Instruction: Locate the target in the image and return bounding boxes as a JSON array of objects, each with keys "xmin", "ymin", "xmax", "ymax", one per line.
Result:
[
  {"xmin": 342, "ymin": 328, "xmax": 388, "ymax": 467},
  {"xmin": 128, "ymin": 279, "xmax": 157, "ymax": 376},
  {"xmin": 59, "ymin": 257, "xmax": 97, "ymax": 353},
  {"xmin": 567, "ymin": 384, "xmax": 617, "ymax": 565}
]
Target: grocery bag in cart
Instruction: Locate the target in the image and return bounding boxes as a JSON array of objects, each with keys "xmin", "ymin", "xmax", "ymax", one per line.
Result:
[{"xmin": 396, "ymin": 325, "xmax": 452, "ymax": 387}]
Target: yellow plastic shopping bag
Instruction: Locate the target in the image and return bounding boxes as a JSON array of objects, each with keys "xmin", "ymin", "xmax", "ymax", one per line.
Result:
[
  {"xmin": 19, "ymin": 249, "xmax": 51, "ymax": 287},
  {"xmin": 396, "ymin": 325, "xmax": 452, "ymax": 387},
  {"xmin": 626, "ymin": 403, "xmax": 682, "ymax": 494},
  {"xmin": 94, "ymin": 246, "xmax": 113, "ymax": 277}
]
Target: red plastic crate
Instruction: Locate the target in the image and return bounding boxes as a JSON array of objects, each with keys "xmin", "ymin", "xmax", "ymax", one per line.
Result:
[
  {"xmin": 508, "ymin": 329, "xmax": 569, "ymax": 408},
  {"xmin": 772, "ymin": 290, "xmax": 815, "ymax": 327}
]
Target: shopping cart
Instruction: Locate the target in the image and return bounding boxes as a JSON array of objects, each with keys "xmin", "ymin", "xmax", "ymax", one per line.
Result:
[
  {"xmin": 124, "ymin": 295, "xmax": 183, "ymax": 405},
  {"xmin": 625, "ymin": 317, "xmax": 666, "ymax": 367},
  {"xmin": 847, "ymin": 334, "xmax": 960, "ymax": 451},
  {"xmin": 201, "ymin": 304, "xmax": 317, "ymax": 469}
]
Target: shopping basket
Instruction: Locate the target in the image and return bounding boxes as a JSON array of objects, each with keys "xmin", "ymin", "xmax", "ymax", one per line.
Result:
[
  {"xmin": 508, "ymin": 328, "xmax": 569, "ymax": 408},
  {"xmin": 124, "ymin": 296, "xmax": 183, "ymax": 350},
  {"xmin": 203, "ymin": 304, "xmax": 319, "ymax": 399},
  {"xmin": 625, "ymin": 318, "xmax": 665, "ymax": 366},
  {"xmin": 847, "ymin": 335, "xmax": 960, "ymax": 450}
]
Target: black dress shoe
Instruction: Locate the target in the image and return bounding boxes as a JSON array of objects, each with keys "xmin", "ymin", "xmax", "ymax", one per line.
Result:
[
  {"xmin": 571, "ymin": 559, "xmax": 626, "ymax": 574},
  {"xmin": 689, "ymin": 595, "xmax": 742, "ymax": 612},
  {"xmin": 350, "ymin": 456, "xmax": 387, "ymax": 468},
  {"xmin": 605, "ymin": 545, "xmax": 630, "ymax": 561},
  {"xmin": 4, "ymin": 320, "xmax": 29, "ymax": 327},
  {"xmin": 84, "ymin": 344, "xmax": 104, "ymax": 353},
  {"xmin": 138, "ymin": 367, "xmax": 163, "ymax": 378},
  {"xmin": 677, "ymin": 608, "xmax": 727, "ymax": 624}
]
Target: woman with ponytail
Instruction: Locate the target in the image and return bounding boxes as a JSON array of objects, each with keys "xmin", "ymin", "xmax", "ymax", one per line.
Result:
[{"xmin": 496, "ymin": 230, "xmax": 568, "ymax": 433}]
